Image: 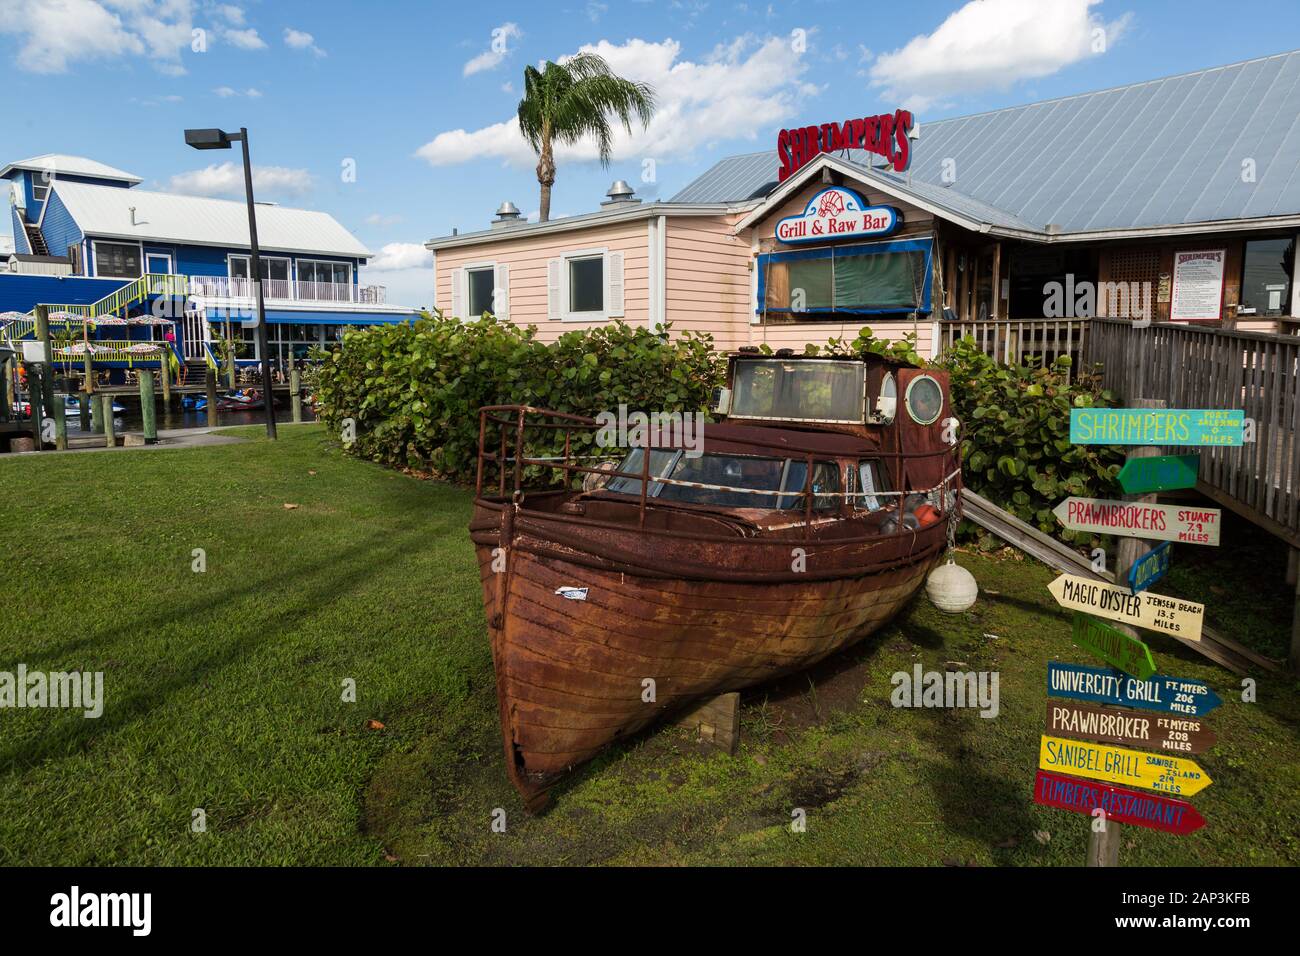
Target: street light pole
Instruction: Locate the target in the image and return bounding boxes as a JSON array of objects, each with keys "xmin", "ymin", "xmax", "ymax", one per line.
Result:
[
  {"xmin": 236, "ymin": 128, "xmax": 276, "ymax": 440},
  {"xmin": 184, "ymin": 125, "xmax": 276, "ymax": 440}
]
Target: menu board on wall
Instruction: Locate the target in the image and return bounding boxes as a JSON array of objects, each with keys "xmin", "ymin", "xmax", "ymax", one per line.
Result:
[{"xmin": 1169, "ymin": 249, "xmax": 1226, "ymax": 322}]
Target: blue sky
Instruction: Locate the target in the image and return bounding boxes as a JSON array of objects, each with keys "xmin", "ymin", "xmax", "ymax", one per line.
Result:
[{"xmin": 2, "ymin": 0, "xmax": 1299, "ymax": 307}]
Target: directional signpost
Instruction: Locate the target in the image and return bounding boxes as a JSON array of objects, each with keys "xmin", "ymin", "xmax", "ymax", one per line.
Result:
[
  {"xmin": 1046, "ymin": 700, "xmax": 1217, "ymax": 754},
  {"xmin": 1047, "ymin": 661, "xmax": 1222, "ymax": 717},
  {"xmin": 1128, "ymin": 542, "xmax": 1172, "ymax": 594},
  {"xmin": 1033, "ymin": 771, "xmax": 1206, "ymax": 835},
  {"xmin": 1117, "ymin": 454, "xmax": 1200, "ymax": 494},
  {"xmin": 1047, "ymin": 573, "xmax": 1205, "ymax": 642},
  {"xmin": 1070, "ymin": 408, "xmax": 1244, "ymax": 446},
  {"xmin": 1072, "ymin": 613, "xmax": 1157, "ymax": 679},
  {"xmin": 1039, "ymin": 734, "xmax": 1212, "ymax": 796},
  {"xmin": 1053, "ymin": 498, "xmax": 1221, "ymax": 546}
]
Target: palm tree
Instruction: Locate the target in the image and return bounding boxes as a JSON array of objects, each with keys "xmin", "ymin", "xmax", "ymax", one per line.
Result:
[{"xmin": 517, "ymin": 53, "xmax": 656, "ymax": 222}]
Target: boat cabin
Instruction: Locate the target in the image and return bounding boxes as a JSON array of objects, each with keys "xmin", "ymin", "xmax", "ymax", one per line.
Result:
[{"xmin": 476, "ymin": 352, "xmax": 958, "ymax": 541}]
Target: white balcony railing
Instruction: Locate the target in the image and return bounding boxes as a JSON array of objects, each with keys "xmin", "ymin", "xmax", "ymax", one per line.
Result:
[{"xmin": 185, "ymin": 276, "xmax": 386, "ymax": 305}]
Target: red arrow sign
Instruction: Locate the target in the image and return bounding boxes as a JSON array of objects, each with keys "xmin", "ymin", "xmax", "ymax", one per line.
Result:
[{"xmin": 1033, "ymin": 770, "xmax": 1205, "ymax": 835}]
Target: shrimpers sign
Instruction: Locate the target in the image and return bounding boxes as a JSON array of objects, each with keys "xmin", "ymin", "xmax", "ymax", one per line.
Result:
[
  {"xmin": 775, "ymin": 187, "xmax": 902, "ymax": 244},
  {"xmin": 777, "ymin": 109, "xmax": 916, "ymax": 181}
]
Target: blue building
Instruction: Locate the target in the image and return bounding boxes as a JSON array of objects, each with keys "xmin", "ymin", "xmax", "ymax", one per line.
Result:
[{"xmin": 2, "ymin": 153, "xmax": 420, "ymax": 376}]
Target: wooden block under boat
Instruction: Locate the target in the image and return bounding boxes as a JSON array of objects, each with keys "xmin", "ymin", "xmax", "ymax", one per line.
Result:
[{"xmin": 673, "ymin": 692, "xmax": 740, "ymax": 755}]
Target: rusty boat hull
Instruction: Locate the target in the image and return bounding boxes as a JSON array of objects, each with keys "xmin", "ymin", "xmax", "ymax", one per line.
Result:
[{"xmin": 471, "ymin": 497, "xmax": 947, "ymax": 809}]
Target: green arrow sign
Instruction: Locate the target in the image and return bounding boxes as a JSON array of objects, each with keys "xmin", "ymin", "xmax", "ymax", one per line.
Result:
[
  {"xmin": 1071, "ymin": 612, "xmax": 1158, "ymax": 679},
  {"xmin": 1117, "ymin": 454, "xmax": 1200, "ymax": 494}
]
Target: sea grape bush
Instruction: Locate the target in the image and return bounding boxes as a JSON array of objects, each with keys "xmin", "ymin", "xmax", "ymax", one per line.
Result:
[
  {"xmin": 938, "ymin": 336, "xmax": 1124, "ymax": 548},
  {"xmin": 314, "ymin": 313, "xmax": 723, "ymax": 483}
]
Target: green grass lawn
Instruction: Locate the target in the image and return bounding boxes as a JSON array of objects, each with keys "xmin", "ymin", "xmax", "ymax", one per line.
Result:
[{"xmin": 1, "ymin": 425, "xmax": 1297, "ymax": 866}]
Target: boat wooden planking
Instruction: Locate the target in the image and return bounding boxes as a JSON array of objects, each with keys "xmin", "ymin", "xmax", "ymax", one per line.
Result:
[{"xmin": 469, "ymin": 353, "xmax": 962, "ymax": 809}]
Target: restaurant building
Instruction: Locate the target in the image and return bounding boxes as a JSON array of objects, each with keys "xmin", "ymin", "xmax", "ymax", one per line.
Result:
[{"xmin": 427, "ymin": 51, "xmax": 1300, "ymax": 357}]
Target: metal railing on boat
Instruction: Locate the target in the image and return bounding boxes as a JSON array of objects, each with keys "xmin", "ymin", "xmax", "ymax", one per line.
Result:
[{"xmin": 475, "ymin": 404, "xmax": 962, "ymax": 540}]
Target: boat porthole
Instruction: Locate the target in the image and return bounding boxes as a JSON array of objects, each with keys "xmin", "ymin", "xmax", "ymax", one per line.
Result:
[{"xmin": 904, "ymin": 375, "xmax": 944, "ymax": 426}]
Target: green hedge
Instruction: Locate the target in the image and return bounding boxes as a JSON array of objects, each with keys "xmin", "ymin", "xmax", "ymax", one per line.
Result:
[
  {"xmin": 313, "ymin": 314, "xmax": 723, "ymax": 482},
  {"xmin": 937, "ymin": 336, "xmax": 1125, "ymax": 548},
  {"xmin": 317, "ymin": 319, "xmax": 1124, "ymax": 549}
]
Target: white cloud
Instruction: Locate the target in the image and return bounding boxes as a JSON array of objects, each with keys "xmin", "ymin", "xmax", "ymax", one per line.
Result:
[
  {"xmin": 213, "ymin": 85, "xmax": 260, "ymax": 98},
  {"xmin": 216, "ymin": 3, "xmax": 243, "ymax": 25},
  {"xmin": 0, "ymin": 0, "xmax": 199, "ymax": 74},
  {"xmin": 284, "ymin": 26, "xmax": 325, "ymax": 56},
  {"xmin": 869, "ymin": 0, "xmax": 1131, "ymax": 111},
  {"xmin": 165, "ymin": 162, "xmax": 313, "ymax": 199},
  {"xmin": 422, "ymin": 34, "xmax": 812, "ymax": 168},
  {"xmin": 365, "ymin": 213, "xmax": 403, "ymax": 227},
  {"xmin": 221, "ymin": 25, "xmax": 265, "ymax": 50},
  {"xmin": 365, "ymin": 242, "xmax": 432, "ymax": 272},
  {"xmin": 462, "ymin": 21, "xmax": 521, "ymax": 77}
]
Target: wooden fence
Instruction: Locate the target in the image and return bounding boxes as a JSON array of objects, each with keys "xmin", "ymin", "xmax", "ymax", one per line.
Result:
[
  {"xmin": 1088, "ymin": 318, "xmax": 1300, "ymax": 547},
  {"xmin": 936, "ymin": 318, "xmax": 1090, "ymax": 381}
]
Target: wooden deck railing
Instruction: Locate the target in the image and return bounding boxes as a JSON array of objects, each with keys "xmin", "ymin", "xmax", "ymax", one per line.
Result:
[
  {"xmin": 936, "ymin": 318, "xmax": 1090, "ymax": 381},
  {"xmin": 1088, "ymin": 318, "xmax": 1300, "ymax": 546}
]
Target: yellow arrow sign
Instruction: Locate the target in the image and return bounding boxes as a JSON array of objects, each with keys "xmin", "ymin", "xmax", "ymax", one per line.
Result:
[
  {"xmin": 1047, "ymin": 573, "xmax": 1203, "ymax": 642},
  {"xmin": 1039, "ymin": 734, "xmax": 1212, "ymax": 797}
]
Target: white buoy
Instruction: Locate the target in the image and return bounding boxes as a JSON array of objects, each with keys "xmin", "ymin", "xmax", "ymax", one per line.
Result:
[{"xmin": 926, "ymin": 558, "xmax": 978, "ymax": 613}]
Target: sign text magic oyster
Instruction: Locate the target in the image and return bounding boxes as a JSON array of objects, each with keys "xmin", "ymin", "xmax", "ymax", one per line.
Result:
[{"xmin": 777, "ymin": 109, "xmax": 915, "ymax": 181}]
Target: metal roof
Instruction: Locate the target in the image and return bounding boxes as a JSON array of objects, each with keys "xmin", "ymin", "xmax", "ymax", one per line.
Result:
[
  {"xmin": 0, "ymin": 154, "xmax": 142, "ymax": 184},
  {"xmin": 671, "ymin": 50, "xmax": 1300, "ymax": 234},
  {"xmin": 53, "ymin": 181, "xmax": 372, "ymax": 259}
]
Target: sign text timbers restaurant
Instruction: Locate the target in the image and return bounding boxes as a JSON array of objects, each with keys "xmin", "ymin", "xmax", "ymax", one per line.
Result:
[{"xmin": 428, "ymin": 52, "xmax": 1300, "ymax": 362}]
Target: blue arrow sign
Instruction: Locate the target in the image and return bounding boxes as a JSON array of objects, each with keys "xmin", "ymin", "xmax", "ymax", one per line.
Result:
[
  {"xmin": 1128, "ymin": 542, "xmax": 1172, "ymax": 594},
  {"xmin": 1046, "ymin": 661, "xmax": 1221, "ymax": 717}
]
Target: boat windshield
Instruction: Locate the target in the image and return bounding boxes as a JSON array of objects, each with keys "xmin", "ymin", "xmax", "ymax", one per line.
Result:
[
  {"xmin": 605, "ymin": 450, "xmax": 841, "ymax": 510},
  {"xmin": 731, "ymin": 359, "xmax": 866, "ymax": 423}
]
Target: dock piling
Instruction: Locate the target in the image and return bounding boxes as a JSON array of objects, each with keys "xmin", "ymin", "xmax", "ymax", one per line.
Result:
[
  {"xmin": 140, "ymin": 370, "xmax": 158, "ymax": 444},
  {"xmin": 101, "ymin": 393, "xmax": 117, "ymax": 448},
  {"xmin": 290, "ymin": 366, "xmax": 302, "ymax": 423},
  {"xmin": 205, "ymin": 368, "xmax": 218, "ymax": 427}
]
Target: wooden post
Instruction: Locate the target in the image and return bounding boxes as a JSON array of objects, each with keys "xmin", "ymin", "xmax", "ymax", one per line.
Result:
[
  {"xmin": 205, "ymin": 367, "xmax": 218, "ymax": 428},
  {"xmin": 101, "ymin": 393, "xmax": 117, "ymax": 448},
  {"xmin": 32, "ymin": 305, "xmax": 63, "ymax": 450},
  {"xmin": 52, "ymin": 378, "xmax": 67, "ymax": 451},
  {"xmin": 27, "ymin": 363, "xmax": 43, "ymax": 447},
  {"xmin": 159, "ymin": 350, "xmax": 172, "ymax": 405},
  {"xmin": 290, "ymin": 365, "xmax": 302, "ymax": 423},
  {"xmin": 89, "ymin": 384, "xmax": 102, "ymax": 434},
  {"xmin": 990, "ymin": 242, "xmax": 1002, "ymax": 320},
  {"xmin": 1089, "ymin": 398, "xmax": 1166, "ymax": 866},
  {"xmin": 77, "ymin": 380, "xmax": 91, "ymax": 431},
  {"xmin": 673, "ymin": 692, "xmax": 740, "ymax": 755},
  {"xmin": 2, "ymin": 355, "xmax": 12, "ymax": 415},
  {"xmin": 139, "ymin": 369, "xmax": 157, "ymax": 444}
]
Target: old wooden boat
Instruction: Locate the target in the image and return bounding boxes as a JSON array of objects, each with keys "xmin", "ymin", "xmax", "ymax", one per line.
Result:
[{"xmin": 470, "ymin": 350, "xmax": 962, "ymax": 809}]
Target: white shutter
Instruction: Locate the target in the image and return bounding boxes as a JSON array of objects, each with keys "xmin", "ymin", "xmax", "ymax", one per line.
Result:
[
  {"xmin": 547, "ymin": 258, "xmax": 562, "ymax": 320},
  {"xmin": 606, "ymin": 251, "xmax": 624, "ymax": 318},
  {"xmin": 451, "ymin": 267, "xmax": 465, "ymax": 319},
  {"xmin": 493, "ymin": 263, "xmax": 510, "ymax": 321}
]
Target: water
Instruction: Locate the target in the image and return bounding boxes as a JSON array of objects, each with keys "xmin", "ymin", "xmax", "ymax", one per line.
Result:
[{"xmin": 60, "ymin": 397, "xmax": 317, "ymax": 435}]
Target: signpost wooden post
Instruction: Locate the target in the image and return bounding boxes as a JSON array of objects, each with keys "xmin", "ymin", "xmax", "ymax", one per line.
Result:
[
  {"xmin": 1117, "ymin": 454, "xmax": 1200, "ymax": 494},
  {"xmin": 1046, "ymin": 700, "xmax": 1216, "ymax": 753},
  {"xmin": 1071, "ymin": 613, "xmax": 1156, "ymax": 679},
  {"xmin": 1052, "ymin": 498, "xmax": 1221, "ymax": 545}
]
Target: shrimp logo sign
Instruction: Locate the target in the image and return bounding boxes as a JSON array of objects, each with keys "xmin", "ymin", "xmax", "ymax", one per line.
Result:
[{"xmin": 774, "ymin": 187, "xmax": 901, "ymax": 245}]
